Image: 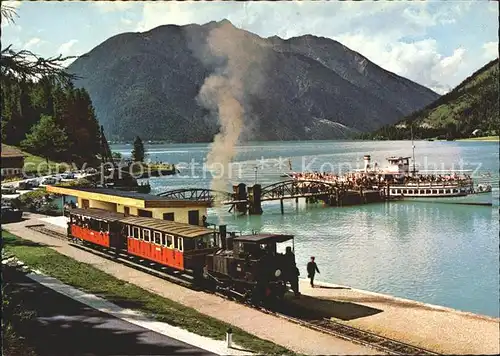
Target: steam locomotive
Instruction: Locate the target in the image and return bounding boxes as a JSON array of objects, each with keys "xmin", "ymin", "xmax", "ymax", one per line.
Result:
[{"xmin": 66, "ymin": 208, "xmax": 298, "ymax": 303}]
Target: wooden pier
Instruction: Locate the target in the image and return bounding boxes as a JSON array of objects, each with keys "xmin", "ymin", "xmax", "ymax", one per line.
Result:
[{"xmin": 158, "ymin": 180, "xmax": 388, "ymax": 215}]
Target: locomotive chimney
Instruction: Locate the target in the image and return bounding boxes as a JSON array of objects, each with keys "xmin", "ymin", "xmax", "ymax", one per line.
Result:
[
  {"xmin": 219, "ymin": 225, "xmax": 227, "ymax": 249},
  {"xmin": 363, "ymin": 155, "xmax": 371, "ymax": 172},
  {"xmin": 226, "ymin": 232, "xmax": 235, "ymax": 251}
]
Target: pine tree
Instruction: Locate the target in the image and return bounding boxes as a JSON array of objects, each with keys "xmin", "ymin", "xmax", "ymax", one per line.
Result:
[{"xmin": 131, "ymin": 136, "xmax": 145, "ymax": 162}]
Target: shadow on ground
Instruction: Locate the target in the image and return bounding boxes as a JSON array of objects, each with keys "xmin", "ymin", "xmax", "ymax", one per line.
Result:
[
  {"xmin": 3, "ymin": 267, "xmax": 215, "ymax": 356},
  {"xmin": 284, "ymin": 293, "xmax": 383, "ymax": 321}
]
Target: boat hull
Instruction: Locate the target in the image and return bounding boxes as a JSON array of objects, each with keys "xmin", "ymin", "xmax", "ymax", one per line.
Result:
[{"xmin": 400, "ymin": 191, "xmax": 493, "ymax": 206}]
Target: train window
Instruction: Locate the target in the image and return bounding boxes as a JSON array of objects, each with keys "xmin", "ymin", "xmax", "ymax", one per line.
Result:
[
  {"xmin": 197, "ymin": 234, "xmax": 214, "ymax": 249},
  {"xmin": 143, "ymin": 229, "xmax": 151, "ymax": 242},
  {"xmin": 165, "ymin": 234, "xmax": 173, "ymax": 248},
  {"xmin": 90, "ymin": 219, "xmax": 99, "ymax": 231},
  {"xmin": 153, "ymin": 231, "xmax": 162, "ymax": 245},
  {"xmin": 132, "ymin": 227, "xmax": 140, "ymax": 239},
  {"xmin": 174, "ymin": 237, "xmax": 183, "ymax": 251}
]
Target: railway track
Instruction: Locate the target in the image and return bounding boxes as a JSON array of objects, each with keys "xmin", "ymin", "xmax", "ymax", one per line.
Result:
[{"xmin": 27, "ymin": 224, "xmax": 439, "ymax": 356}]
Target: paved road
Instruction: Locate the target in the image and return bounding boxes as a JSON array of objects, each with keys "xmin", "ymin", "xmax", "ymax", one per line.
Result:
[{"xmin": 4, "ymin": 267, "xmax": 217, "ymax": 356}]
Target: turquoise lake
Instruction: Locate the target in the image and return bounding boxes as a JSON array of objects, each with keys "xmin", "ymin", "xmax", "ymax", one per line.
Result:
[{"xmin": 112, "ymin": 140, "xmax": 500, "ymax": 318}]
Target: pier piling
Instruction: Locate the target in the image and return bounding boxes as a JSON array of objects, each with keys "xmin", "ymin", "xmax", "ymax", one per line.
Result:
[{"xmin": 247, "ymin": 184, "xmax": 263, "ymax": 215}]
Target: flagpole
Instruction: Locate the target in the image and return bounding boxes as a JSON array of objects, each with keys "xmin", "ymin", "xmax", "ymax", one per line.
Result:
[{"xmin": 411, "ymin": 125, "xmax": 416, "ymax": 176}]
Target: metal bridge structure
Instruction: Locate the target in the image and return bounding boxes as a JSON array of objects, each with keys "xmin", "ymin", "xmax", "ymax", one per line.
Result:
[
  {"xmin": 259, "ymin": 179, "xmax": 344, "ymax": 201},
  {"xmin": 157, "ymin": 188, "xmax": 234, "ymax": 204},
  {"xmin": 157, "ymin": 179, "xmax": 383, "ymax": 214},
  {"xmin": 157, "ymin": 180, "xmax": 348, "ymax": 204}
]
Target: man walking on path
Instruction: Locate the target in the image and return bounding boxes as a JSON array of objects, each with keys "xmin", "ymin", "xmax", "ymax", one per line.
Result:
[{"xmin": 307, "ymin": 257, "xmax": 320, "ymax": 287}]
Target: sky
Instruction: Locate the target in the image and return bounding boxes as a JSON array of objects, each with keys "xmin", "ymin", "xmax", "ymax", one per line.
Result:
[{"xmin": 2, "ymin": 1, "xmax": 498, "ymax": 94}]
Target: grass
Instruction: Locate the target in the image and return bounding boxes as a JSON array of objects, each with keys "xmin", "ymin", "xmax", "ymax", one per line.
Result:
[
  {"xmin": 2, "ymin": 144, "xmax": 70, "ymax": 179},
  {"xmin": 1, "ymin": 231, "xmax": 296, "ymax": 356},
  {"xmin": 2, "ymin": 281, "xmax": 39, "ymax": 356},
  {"xmin": 456, "ymin": 136, "xmax": 499, "ymax": 142}
]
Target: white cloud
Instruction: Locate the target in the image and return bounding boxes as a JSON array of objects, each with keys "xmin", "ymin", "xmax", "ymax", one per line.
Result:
[
  {"xmin": 334, "ymin": 33, "xmax": 470, "ymax": 94},
  {"xmin": 482, "ymin": 42, "xmax": 498, "ymax": 61},
  {"xmin": 3, "ymin": 1, "xmax": 22, "ymax": 9},
  {"xmin": 121, "ymin": 18, "xmax": 133, "ymax": 26},
  {"xmin": 57, "ymin": 39, "xmax": 78, "ymax": 56},
  {"xmin": 132, "ymin": 1, "xmax": 479, "ymax": 94},
  {"xmin": 24, "ymin": 37, "xmax": 42, "ymax": 50},
  {"xmin": 94, "ymin": 1, "xmax": 135, "ymax": 13}
]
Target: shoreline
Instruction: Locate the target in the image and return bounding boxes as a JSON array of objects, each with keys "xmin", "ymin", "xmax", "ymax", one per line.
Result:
[{"xmin": 299, "ymin": 278, "xmax": 500, "ymax": 322}]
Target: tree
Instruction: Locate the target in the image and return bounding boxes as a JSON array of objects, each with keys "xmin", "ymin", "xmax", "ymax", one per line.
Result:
[
  {"xmin": 21, "ymin": 115, "xmax": 69, "ymax": 164},
  {"xmin": 131, "ymin": 136, "xmax": 145, "ymax": 162}
]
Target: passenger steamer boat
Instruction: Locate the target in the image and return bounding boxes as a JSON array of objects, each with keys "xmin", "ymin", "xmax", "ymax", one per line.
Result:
[{"xmin": 357, "ymin": 155, "xmax": 493, "ymax": 206}]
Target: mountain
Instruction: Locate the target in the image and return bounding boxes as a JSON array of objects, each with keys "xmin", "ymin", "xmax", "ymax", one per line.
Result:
[
  {"xmin": 363, "ymin": 58, "xmax": 499, "ymax": 140},
  {"xmin": 67, "ymin": 20, "xmax": 439, "ymax": 142}
]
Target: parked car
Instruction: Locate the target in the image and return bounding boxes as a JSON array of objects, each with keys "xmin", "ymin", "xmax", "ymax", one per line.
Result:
[
  {"xmin": 1, "ymin": 186, "xmax": 17, "ymax": 195},
  {"xmin": 61, "ymin": 172, "xmax": 75, "ymax": 180},
  {"xmin": 41, "ymin": 177, "xmax": 58, "ymax": 185}
]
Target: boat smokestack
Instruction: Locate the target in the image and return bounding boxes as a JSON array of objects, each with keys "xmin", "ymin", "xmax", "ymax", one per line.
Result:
[{"xmin": 363, "ymin": 155, "xmax": 371, "ymax": 172}]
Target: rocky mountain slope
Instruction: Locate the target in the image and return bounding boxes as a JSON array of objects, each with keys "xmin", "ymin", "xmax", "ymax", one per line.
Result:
[{"xmin": 68, "ymin": 20, "xmax": 439, "ymax": 142}]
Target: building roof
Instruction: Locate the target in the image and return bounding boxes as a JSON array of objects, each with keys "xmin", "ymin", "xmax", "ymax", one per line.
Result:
[
  {"xmin": 68, "ymin": 208, "xmax": 125, "ymax": 222},
  {"xmin": 46, "ymin": 186, "xmax": 211, "ymax": 208},
  {"xmin": 120, "ymin": 216, "xmax": 214, "ymax": 238},
  {"xmin": 233, "ymin": 234, "xmax": 294, "ymax": 244},
  {"xmin": 1, "ymin": 144, "xmax": 25, "ymax": 158}
]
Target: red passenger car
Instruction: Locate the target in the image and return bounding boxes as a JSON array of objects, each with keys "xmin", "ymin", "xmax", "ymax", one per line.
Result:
[
  {"xmin": 120, "ymin": 216, "xmax": 218, "ymax": 272},
  {"xmin": 67, "ymin": 208, "xmax": 124, "ymax": 248},
  {"xmin": 67, "ymin": 208, "xmax": 219, "ymax": 273}
]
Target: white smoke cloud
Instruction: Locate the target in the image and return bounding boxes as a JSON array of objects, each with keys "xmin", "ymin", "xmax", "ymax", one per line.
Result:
[{"xmin": 194, "ymin": 22, "xmax": 268, "ymax": 205}]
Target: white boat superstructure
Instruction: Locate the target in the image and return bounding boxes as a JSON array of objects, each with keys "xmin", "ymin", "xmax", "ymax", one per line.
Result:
[{"xmin": 358, "ymin": 155, "xmax": 492, "ymax": 203}]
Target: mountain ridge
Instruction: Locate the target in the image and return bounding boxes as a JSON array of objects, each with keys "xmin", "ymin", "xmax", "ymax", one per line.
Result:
[{"xmin": 68, "ymin": 19, "xmax": 440, "ymax": 142}]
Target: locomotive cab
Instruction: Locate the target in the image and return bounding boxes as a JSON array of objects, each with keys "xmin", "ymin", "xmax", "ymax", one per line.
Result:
[{"xmin": 205, "ymin": 233, "xmax": 297, "ymax": 303}]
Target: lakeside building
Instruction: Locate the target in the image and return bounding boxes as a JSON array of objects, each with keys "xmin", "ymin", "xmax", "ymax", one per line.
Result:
[
  {"xmin": 46, "ymin": 186, "xmax": 209, "ymax": 226},
  {"xmin": 1, "ymin": 144, "xmax": 25, "ymax": 179}
]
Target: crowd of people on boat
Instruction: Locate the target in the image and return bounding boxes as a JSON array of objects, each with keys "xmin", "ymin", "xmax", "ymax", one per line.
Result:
[
  {"xmin": 288, "ymin": 172, "xmax": 382, "ymax": 190},
  {"xmin": 288, "ymin": 171, "xmax": 471, "ymax": 190}
]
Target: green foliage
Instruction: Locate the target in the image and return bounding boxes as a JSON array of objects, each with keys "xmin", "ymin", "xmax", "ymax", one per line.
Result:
[
  {"xmin": 362, "ymin": 59, "xmax": 499, "ymax": 140},
  {"xmin": 2, "ymin": 78, "xmax": 101, "ymax": 165},
  {"xmin": 13, "ymin": 188, "xmax": 59, "ymax": 215},
  {"xmin": 131, "ymin": 136, "xmax": 145, "ymax": 162},
  {"xmin": 2, "ymin": 274, "xmax": 38, "ymax": 356},
  {"xmin": 21, "ymin": 115, "xmax": 68, "ymax": 163},
  {"xmin": 55, "ymin": 178, "xmax": 95, "ymax": 188},
  {"xmin": 111, "ymin": 151, "xmax": 122, "ymax": 159}
]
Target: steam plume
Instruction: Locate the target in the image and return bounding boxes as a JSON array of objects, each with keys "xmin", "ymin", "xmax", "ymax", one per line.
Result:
[{"xmin": 196, "ymin": 21, "xmax": 264, "ymax": 206}]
